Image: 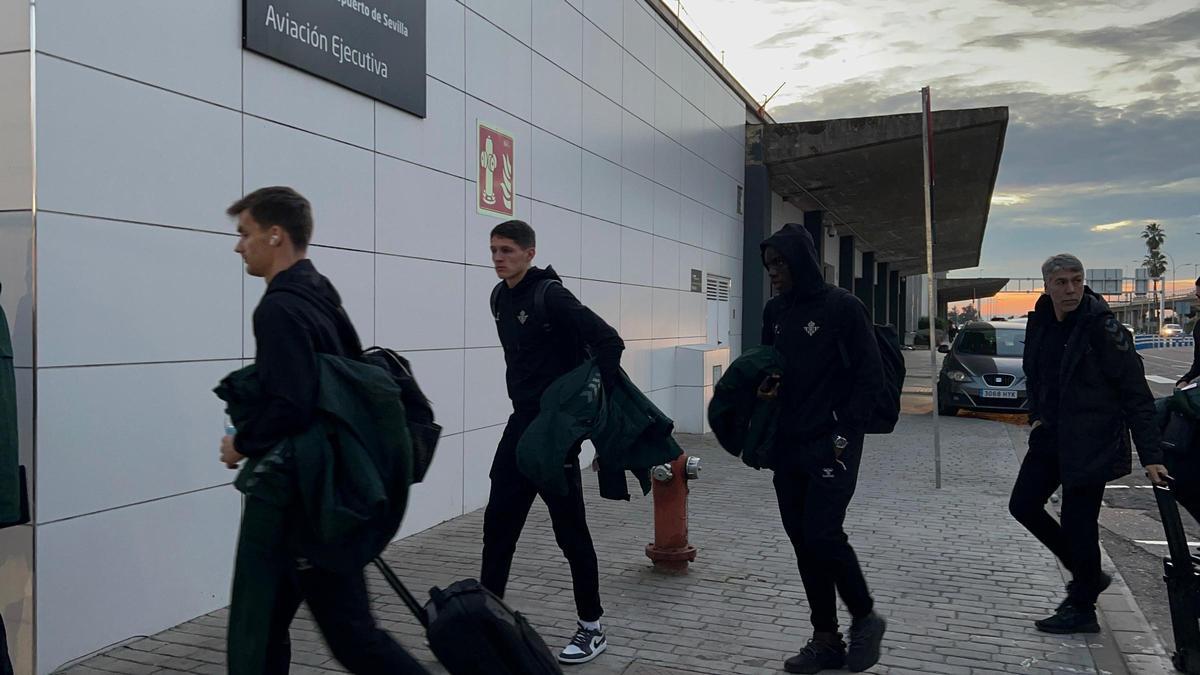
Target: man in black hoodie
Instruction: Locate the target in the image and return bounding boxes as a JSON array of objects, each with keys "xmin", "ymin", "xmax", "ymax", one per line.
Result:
[
  {"xmin": 221, "ymin": 187, "xmax": 428, "ymax": 674},
  {"xmin": 482, "ymin": 219, "xmax": 624, "ymax": 665},
  {"xmin": 759, "ymin": 224, "xmax": 886, "ymax": 674},
  {"xmin": 1011, "ymin": 253, "xmax": 1167, "ymax": 634}
]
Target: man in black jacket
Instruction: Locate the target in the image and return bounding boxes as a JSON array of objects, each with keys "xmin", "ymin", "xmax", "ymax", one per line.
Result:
[
  {"xmin": 1011, "ymin": 253, "xmax": 1168, "ymax": 634},
  {"xmin": 220, "ymin": 187, "xmax": 427, "ymax": 674},
  {"xmin": 759, "ymin": 224, "xmax": 886, "ymax": 674},
  {"xmin": 482, "ymin": 219, "xmax": 624, "ymax": 665}
]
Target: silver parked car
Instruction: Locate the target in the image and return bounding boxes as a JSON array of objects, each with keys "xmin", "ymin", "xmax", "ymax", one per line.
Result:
[{"xmin": 937, "ymin": 321, "xmax": 1028, "ymax": 416}]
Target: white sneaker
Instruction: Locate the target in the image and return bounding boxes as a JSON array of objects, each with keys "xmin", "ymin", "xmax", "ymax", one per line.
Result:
[{"xmin": 558, "ymin": 621, "xmax": 607, "ymax": 665}]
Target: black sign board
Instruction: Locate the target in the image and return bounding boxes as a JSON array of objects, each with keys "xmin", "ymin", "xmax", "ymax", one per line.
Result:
[
  {"xmin": 244, "ymin": 0, "xmax": 426, "ymax": 117},
  {"xmin": 691, "ymin": 269, "xmax": 703, "ymax": 293}
]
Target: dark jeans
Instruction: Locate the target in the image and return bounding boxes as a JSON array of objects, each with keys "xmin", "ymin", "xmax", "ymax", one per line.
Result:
[
  {"xmin": 481, "ymin": 409, "xmax": 603, "ymax": 622},
  {"xmin": 1009, "ymin": 429, "xmax": 1106, "ymax": 604},
  {"xmin": 262, "ymin": 565, "xmax": 428, "ymax": 675},
  {"xmin": 773, "ymin": 433, "xmax": 874, "ymax": 633}
]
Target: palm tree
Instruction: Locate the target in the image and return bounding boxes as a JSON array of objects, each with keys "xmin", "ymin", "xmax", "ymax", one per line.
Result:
[
  {"xmin": 1142, "ymin": 222, "xmax": 1165, "ymax": 252},
  {"xmin": 1142, "ymin": 222, "xmax": 1168, "ymax": 329}
]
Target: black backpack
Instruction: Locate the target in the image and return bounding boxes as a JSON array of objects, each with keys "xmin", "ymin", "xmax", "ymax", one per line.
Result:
[
  {"xmin": 490, "ymin": 278, "xmax": 560, "ymax": 332},
  {"xmin": 361, "ymin": 347, "xmax": 442, "ymax": 483},
  {"xmin": 827, "ymin": 289, "xmax": 905, "ymax": 434},
  {"xmin": 866, "ymin": 324, "xmax": 905, "ymax": 434}
]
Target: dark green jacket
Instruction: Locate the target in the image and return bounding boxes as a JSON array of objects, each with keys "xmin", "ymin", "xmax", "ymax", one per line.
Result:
[
  {"xmin": 0, "ymin": 300, "xmax": 22, "ymax": 526},
  {"xmin": 215, "ymin": 354, "xmax": 413, "ymax": 573},
  {"xmin": 708, "ymin": 346, "xmax": 785, "ymax": 470},
  {"xmin": 517, "ymin": 360, "xmax": 681, "ymax": 499}
]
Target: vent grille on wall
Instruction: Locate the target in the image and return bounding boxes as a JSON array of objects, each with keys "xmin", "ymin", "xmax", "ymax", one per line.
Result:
[{"xmin": 706, "ymin": 274, "xmax": 731, "ymax": 302}]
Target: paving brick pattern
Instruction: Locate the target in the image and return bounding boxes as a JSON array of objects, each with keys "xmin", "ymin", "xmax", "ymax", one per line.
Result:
[{"xmin": 62, "ymin": 414, "xmax": 1122, "ymax": 674}]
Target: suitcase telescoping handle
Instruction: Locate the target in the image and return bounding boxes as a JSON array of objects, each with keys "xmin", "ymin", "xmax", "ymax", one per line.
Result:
[
  {"xmin": 372, "ymin": 557, "xmax": 430, "ymax": 630},
  {"xmin": 1154, "ymin": 478, "xmax": 1194, "ymax": 569}
]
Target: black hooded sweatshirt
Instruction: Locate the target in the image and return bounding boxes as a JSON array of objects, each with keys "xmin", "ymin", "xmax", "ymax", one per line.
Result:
[
  {"xmin": 760, "ymin": 224, "xmax": 883, "ymax": 442},
  {"xmin": 493, "ymin": 266, "xmax": 624, "ymax": 410},
  {"xmin": 234, "ymin": 259, "xmax": 363, "ymax": 458}
]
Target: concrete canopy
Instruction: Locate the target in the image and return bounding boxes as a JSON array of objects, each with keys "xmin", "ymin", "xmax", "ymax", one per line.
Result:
[
  {"xmin": 937, "ymin": 277, "xmax": 1010, "ymax": 304},
  {"xmin": 747, "ymin": 108, "xmax": 1008, "ymax": 275}
]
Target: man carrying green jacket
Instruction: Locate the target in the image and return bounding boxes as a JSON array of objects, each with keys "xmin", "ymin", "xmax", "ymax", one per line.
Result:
[
  {"xmin": 759, "ymin": 224, "xmax": 886, "ymax": 674},
  {"xmin": 220, "ymin": 187, "xmax": 427, "ymax": 675},
  {"xmin": 483, "ymin": 219, "xmax": 624, "ymax": 665}
]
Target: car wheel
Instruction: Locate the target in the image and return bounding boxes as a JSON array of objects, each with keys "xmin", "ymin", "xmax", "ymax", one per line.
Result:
[{"xmin": 938, "ymin": 403, "xmax": 959, "ymax": 417}]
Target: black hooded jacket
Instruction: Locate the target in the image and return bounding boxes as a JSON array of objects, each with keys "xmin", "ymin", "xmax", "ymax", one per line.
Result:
[
  {"xmin": 494, "ymin": 266, "xmax": 624, "ymax": 409},
  {"xmin": 1024, "ymin": 289, "xmax": 1162, "ymax": 485},
  {"xmin": 760, "ymin": 224, "xmax": 882, "ymax": 442},
  {"xmin": 234, "ymin": 259, "xmax": 363, "ymax": 458}
]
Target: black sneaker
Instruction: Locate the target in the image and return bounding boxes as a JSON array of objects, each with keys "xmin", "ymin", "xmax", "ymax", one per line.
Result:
[
  {"xmin": 784, "ymin": 632, "xmax": 846, "ymax": 674},
  {"xmin": 846, "ymin": 612, "xmax": 887, "ymax": 672},
  {"xmin": 558, "ymin": 622, "xmax": 606, "ymax": 665},
  {"xmin": 1035, "ymin": 603, "xmax": 1100, "ymax": 634}
]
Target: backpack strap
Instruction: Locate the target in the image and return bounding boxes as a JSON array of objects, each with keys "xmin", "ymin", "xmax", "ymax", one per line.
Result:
[
  {"xmin": 822, "ymin": 287, "xmax": 854, "ymax": 368},
  {"xmin": 489, "ymin": 281, "xmax": 504, "ymax": 321},
  {"xmin": 533, "ymin": 278, "xmax": 562, "ymax": 333}
]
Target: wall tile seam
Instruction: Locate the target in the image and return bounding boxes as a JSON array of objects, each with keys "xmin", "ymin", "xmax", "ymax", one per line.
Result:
[
  {"xmin": 37, "ymin": 357, "xmax": 244, "ymax": 371},
  {"xmin": 34, "ymin": 205, "xmax": 743, "ymax": 264},
  {"xmin": 34, "ymin": 482, "xmax": 233, "ymax": 527},
  {"xmin": 0, "ymin": 48, "xmax": 28, "ymax": 58},
  {"xmin": 34, "ymin": 53, "xmax": 745, "ymax": 211}
]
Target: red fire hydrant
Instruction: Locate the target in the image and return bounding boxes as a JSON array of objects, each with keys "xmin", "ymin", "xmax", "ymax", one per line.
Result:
[{"xmin": 645, "ymin": 454, "xmax": 702, "ymax": 573}]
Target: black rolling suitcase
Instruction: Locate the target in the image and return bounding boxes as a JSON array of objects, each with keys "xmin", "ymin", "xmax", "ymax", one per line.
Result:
[
  {"xmin": 1153, "ymin": 480, "xmax": 1200, "ymax": 673},
  {"xmin": 372, "ymin": 558, "xmax": 564, "ymax": 675}
]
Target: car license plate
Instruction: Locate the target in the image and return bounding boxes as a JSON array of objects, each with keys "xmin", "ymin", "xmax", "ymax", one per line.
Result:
[{"xmin": 980, "ymin": 389, "xmax": 1018, "ymax": 400}]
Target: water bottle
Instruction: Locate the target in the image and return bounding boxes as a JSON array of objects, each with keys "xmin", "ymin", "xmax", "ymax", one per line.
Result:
[{"xmin": 224, "ymin": 416, "xmax": 236, "ymax": 437}]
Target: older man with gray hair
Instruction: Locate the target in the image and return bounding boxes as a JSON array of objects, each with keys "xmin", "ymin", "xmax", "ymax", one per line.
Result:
[{"xmin": 1009, "ymin": 253, "xmax": 1168, "ymax": 634}]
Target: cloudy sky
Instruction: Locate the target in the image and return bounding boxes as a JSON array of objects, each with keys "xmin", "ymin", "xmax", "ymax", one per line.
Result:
[{"xmin": 678, "ymin": 0, "xmax": 1199, "ymax": 291}]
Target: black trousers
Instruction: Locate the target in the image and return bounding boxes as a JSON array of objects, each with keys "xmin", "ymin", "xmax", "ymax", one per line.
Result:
[
  {"xmin": 1009, "ymin": 431, "xmax": 1106, "ymax": 604},
  {"xmin": 481, "ymin": 409, "xmax": 603, "ymax": 622},
  {"xmin": 262, "ymin": 565, "xmax": 429, "ymax": 675},
  {"xmin": 773, "ymin": 433, "xmax": 874, "ymax": 633}
]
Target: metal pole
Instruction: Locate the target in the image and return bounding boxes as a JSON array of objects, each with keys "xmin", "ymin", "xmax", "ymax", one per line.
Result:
[{"xmin": 921, "ymin": 87, "xmax": 941, "ymax": 489}]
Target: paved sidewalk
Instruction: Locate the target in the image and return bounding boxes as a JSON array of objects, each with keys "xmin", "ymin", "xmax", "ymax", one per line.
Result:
[{"xmin": 61, "ymin": 411, "xmax": 1170, "ymax": 674}]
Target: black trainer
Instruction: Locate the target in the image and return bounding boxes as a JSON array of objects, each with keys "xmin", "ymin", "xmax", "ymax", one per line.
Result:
[
  {"xmin": 846, "ymin": 612, "xmax": 887, "ymax": 672},
  {"xmin": 1035, "ymin": 602, "xmax": 1101, "ymax": 634},
  {"xmin": 558, "ymin": 622, "xmax": 606, "ymax": 665},
  {"xmin": 784, "ymin": 632, "xmax": 846, "ymax": 674}
]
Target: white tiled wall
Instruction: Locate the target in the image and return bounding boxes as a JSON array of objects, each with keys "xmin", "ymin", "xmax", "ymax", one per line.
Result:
[{"xmin": 23, "ymin": 0, "xmax": 746, "ymax": 669}]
